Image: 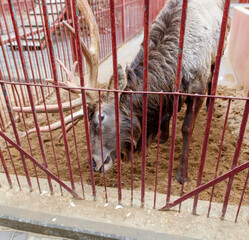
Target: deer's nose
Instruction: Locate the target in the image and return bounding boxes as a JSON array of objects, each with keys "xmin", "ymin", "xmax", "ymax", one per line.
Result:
[{"xmin": 92, "ymin": 159, "xmax": 97, "ymax": 171}]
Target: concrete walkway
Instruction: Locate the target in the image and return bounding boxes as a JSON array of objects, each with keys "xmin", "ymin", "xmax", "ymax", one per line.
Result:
[{"xmin": 0, "ymin": 225, "xmax": 68, "ymax": 240}]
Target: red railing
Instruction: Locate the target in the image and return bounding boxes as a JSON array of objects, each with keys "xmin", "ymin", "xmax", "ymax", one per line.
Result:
[
  {"xmin": 0, "ymin": 0, "xmax": 249, "ymax": 223},
  {"xmin": 0, "ymin": 0, "xmax": 33, "ymax": 34}
]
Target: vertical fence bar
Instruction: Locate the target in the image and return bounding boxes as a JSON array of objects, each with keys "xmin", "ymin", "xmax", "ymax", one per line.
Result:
[
  {"xmin": 23, "ymin": 0, "xmax": 44, "ymax": 84},
  {"xmin": 122, "ymin": 0, "xmax": 126, "ymax": 42},
  {"xmin": 0, "ymin": 145, "xmax": 12, "ymax": 189},
  {"xmin": 71, "ymin": 0, "xmax": 96, "ymax": 198},
  {"xmin": 106, "ymin": 0, "xmax": 112, "ymax": 57},
  {"xmin": 36, "ymin": 0, "xmax": 54, "ymax": 82},
  {"xmin": 0, "ymin": 34, "xmax": 20, "ymax": 120},
  {"xmin": 154, "ymin": 93, "xmax": 163, "ymax": 209},
  {"xmin": 66, "ymin": 0, "xmax": 77, "ymax": 63},
  {"xmin": 3, "ymin": 136, "xmax": 22, "ymax": 191},
  {"xmin": 59, "ymin": 0, "xmax": 73, "ymax": 70},
  {"xmin": 37, "ymin": 0, "xmax": 54, "ymax": 80},
  {"xmin": 41, "ymin": 0, "xmax": 75, "ymax": 192},
  {"xmin": 92, "ymin": 0, "xmax": 100, "ymax": 59},
  {"xmin": 68, "ymin": 90, "xmax": 85, "ymax": 199},
  {"xmin": 103, "ymin": 0, "xmax": 111, "ymax": 57},
  {"xmin": 102, "ymin": 0, "xmax": 109, "ymax": 60},
  {"xmin": 207, "ymin": 99, "xmax": 231, "ymax": 217},
  {"xmin": 8, "ymin": 0, "xmax": 54, "ymax": 194},
  {"xmin": 0, "ymin": 69, "xmax": 7, "ymax": 126},
  {"xmin": 97, "ymin": 0, "xmax": 105, "ymax": 60},
  {"xmin": 141, "ymin": 0, "xmax": 150, "ymax": 207},
  {"xmin": 0, "ymin": 1, "xmax": 27, "ymax": 108},
  {"xmin": 98, "ymin": 91, "xmax": 108, "ymax": 203},
  {"xmin": 0, "ymin": 110, "xmax": 5, "ymax": 131},
  {"xmin": 77, "ymin": 9, "xmax": 85, "ymax": 72},
  {"xmin": 20, "ymin": 0, "xmax": 59, "ymax": 193},
  {"xmin": 16, "ymin": 0, "xmax": 41, "ymax": 103},
  {"xmin": 30, "ymin": 0, "xmax": 49, "ymax": 80},
  {"xmin": 53, "ymin": 0, "xmax": 67, "ymax": 67},
  {"xmin": 167, "ymin": 0, "xmax": 188, "ymax": 204},
  {"xmin": 193, "ymin": 0, "xmax": 231, "ymax": 214},
  {"xmin": 110, "ymin": 0, "xmax": 122, "ymax": 204},
  {"xmin": 179, "ymin": 96, "xmax": 197, "ymax": 212},
  {"xmin": 33, "ymin": 86, "xmax": 62, "ymax": 195},
  {"xmin": 222, "ymin": 95, "xmax": 249, "ymax": 219},
  {"xmin": 96, "ymin": 0, "xmax": 106, "ymax": 61},
  {"xmin": 0, "ymin": 80, "xmax": 32, "ymax": 191},
  {"xmin": 235, "ymin": 161, "xmax": 249, "ymax": 222},
  {"xmin": 48, "ymin": 0, "xmax": 64, "ymax": 82},
  {"xmin": 130, "ymin": 92, "xmax": 134, "ymax": 206},
  {"xmin": 12, "ymin": 82, "xmax": 41, "ymax": 193},
  {"xmin": 0, "ymin": 130, "xmax": 81, "ymax": 199},
  {"xmin": 161, "ymin": 159, "xmax": 249, "ymax": 211}
]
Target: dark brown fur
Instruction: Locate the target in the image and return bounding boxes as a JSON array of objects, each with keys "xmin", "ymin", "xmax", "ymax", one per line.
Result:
[
  {"xmin": 89, "ymin": 0, "xmax": 228, "ymax": 182},
  {"xmin": 117, "ymin": 0, "xmax": 186, "ymax": 159}
]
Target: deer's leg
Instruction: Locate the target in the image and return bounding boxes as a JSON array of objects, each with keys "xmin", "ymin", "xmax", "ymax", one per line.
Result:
[
  {"xmin": 206, "ymin": 63, "xmax": 215, "ymax": 111},
  {"xmin": 176, "ymin": 97, "xmax": 204, "ymax": 184},
  {"xmin": 160, "ymin": 113, "xmax": 171, "ymax": 143}
]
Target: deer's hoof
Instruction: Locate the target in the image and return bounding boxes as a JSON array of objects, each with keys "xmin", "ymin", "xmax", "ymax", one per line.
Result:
[{"xmin": 175, "ymin": 171, "xmax": 187, "ymax": 184}]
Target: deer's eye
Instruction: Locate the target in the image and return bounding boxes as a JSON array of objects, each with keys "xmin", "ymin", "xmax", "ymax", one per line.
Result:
[{"xmin": 100, "ymin": 113, "xmax": 105, "ymax": 121}]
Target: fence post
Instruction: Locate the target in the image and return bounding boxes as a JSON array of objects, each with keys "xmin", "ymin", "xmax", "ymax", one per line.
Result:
[
  {"xmin": 110, "ymin": 0, "xmax": 122, "ymax": 204},
  {"xmin": 141, "ymin": 0, "xmax": 150, "ymax": 207},
  {"xmin": 122, "ymin": 0, "xmax": 126, "ymax": 43},
  {"xmin": 192, "ymin": 0, "xmax": 231, "ymax": 214},
  {"xmin": 66, "ymin": 0, "xmax": 77, "ymax": 63}
]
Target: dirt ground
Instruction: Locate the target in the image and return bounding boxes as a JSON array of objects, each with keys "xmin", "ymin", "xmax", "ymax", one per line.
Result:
[{"xmin": 1, "ymin": 84, "xmax": 249, "ymax": 206}]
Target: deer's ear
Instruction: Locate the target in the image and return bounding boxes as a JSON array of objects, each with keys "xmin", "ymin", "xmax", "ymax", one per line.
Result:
[
  {"xmin": 87, "ymin": 102, "xmax": 97, "ymax": 121},
  {"xmin": 117, "ymin": 64, "xmax": 127, "ymax": 90},
  {"xmin": 108, "ymin": 64, "xmax": 127, "ymax": 91}
]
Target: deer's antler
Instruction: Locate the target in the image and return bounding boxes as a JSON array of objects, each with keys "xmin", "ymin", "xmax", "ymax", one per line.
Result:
[
  {"xmin": 13, "ymin": 59, "xmax": 83, "ymax": 113},
  {"xmin": 13, "ymin": 0, "xmax": 102, "ymax": 136},
  {"xmin": 76, "ymin": 0, "xmax": 100, "ymax": 90},
  {"xmin": 22, "ymin": 109, "xmax": 84, "ymax": 137}
]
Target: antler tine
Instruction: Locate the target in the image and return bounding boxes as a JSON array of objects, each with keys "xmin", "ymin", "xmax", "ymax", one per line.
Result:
[
  {"xmin": 13, "ymin": 98, "xmax": 83, "ymax": 113},
  {"xmin": 62, "ymin": 21, "xmax": 92, "ymax": 68},
  {"xmin": 56, "ymin": 59, "xmax": 79, "ymax": 86},
  {"xmin": 22, "ymin": 109, "xmax": 84, "ymax": 137},
  {"xmin": 45, "ymin": 59, "xmax": 81, "ymax": 94},
  {"xmin": 13, "ymin": 56, "xmax": 91, "ymax": 114},
  {"xmin": 76, "ymin": 0, "xmax": 100, "ymax": 90},
  {"xmin": 58, "ymin": 118, "xmax": 81, "ymax": 142}
]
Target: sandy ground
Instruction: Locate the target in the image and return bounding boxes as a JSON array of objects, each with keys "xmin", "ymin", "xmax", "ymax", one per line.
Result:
[
  {"xmin": 0, "ymin": 34, "xmax": 249, "ymax": 209},
  {"xmin": 1, "ymin": 83, "xmax": 249, "ymax": 208}
]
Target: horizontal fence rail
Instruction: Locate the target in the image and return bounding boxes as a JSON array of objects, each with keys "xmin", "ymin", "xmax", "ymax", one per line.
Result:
[{"xmin": 0, "ymin": 0, "xmax": 249, "ymax": 223}]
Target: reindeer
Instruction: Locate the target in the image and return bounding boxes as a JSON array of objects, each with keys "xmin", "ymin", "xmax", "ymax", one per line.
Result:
[{"xmin": 14, "ymin": 0, "xmax": 229, "ymax": 183}]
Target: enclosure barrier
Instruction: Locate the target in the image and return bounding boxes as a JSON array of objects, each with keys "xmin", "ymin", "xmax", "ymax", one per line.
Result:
[{"xmin": 0, "ymin": 0, "xmax": 249, "ymax": 224}]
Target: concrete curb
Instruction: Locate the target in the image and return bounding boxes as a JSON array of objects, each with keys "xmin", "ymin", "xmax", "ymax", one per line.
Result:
[{"xmin": 0, "ymin": 205, "xmax": 196, "ymax": 240}]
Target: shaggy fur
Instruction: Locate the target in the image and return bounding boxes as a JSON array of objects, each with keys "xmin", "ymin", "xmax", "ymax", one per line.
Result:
[{"xmin": 89, "ymin": 0, "xmax": 229, "ymax": 180}]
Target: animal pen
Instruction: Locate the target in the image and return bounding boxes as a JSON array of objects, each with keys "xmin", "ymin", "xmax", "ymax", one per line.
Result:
[{"xmin": 0, "ymin": 0, "xmax": 249, "ymax": 229}]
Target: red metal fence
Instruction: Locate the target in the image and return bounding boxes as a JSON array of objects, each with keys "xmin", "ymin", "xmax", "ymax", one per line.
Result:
[
  {"xmin": 0, "ymin": 0, "xmax": 249, "ymax": 223},
  {"xmin": 239, "ymin": 0, "xmax": 249, "ymax": 3},
  {"xmin": 0, "ymin": 0, "xmax": 33, "ymax": 34}
]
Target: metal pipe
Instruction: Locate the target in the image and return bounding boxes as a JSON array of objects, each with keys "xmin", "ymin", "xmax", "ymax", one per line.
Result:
[
  {"xmin": 110, "ymin": 0, "xmax": 122, "ymax": 204},
  {"xmin": 141, "ymin": 0, "xmax": 150, "ymax": 207}
]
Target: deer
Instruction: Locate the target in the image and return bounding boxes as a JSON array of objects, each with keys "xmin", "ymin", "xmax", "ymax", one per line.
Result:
[{"xmin": 13, "ymin": 0, "xmax": 230, "ymax": 183}]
